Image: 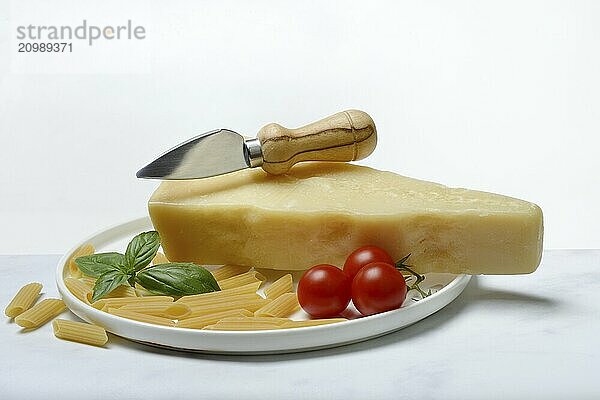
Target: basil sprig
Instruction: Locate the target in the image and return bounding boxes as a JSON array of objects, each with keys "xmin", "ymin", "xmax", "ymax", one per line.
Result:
[
  {"xmin": 92, "ymin": 269, "xmax": 130, "ymax": 302},
  {"xmin": 75, "ymin": 253, "xmax": 124, "ymax": 277},
  {"xmin": 136, "ymin": 263, "xmax": 220, "ymax": 297},
  {"xmin": 125, "ymin": 231, "xmax": 160, "ymax": 272},
  {"xmin": 74, "ymin": 231, "xmax": 220, "ymax": 301}
]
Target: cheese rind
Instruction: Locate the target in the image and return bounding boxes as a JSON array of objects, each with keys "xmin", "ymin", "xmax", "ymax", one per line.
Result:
[{"xmin": 149, "ymin": 163, "xmax": 543, "ymax": 274}]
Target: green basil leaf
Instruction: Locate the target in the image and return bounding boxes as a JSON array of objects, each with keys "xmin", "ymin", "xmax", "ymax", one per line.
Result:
[
  {"xmin": 91, "ymin": 269, "xmax": 130, "ymax": 302},
  {"xmin": 124, "ymin": 231, "xmax": 160, "ymax": 272},
  {"xmin": 75, "ymin": 253, "xmax": 125, "ymax": 277},
  {"xmin": 136, "ymin": 263, "xmax": 220, "ymax": 297}
]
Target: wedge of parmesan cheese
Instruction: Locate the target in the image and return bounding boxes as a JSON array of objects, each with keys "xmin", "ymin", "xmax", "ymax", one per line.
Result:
[{"xmin": 149, "ymin": 163, "xmax": 543, "ymax": 274}]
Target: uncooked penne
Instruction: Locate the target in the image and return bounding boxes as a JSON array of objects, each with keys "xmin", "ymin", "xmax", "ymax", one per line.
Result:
[
  {"xmin": 64, "ymin": 278, "xmax": 92, "ymax": 304},
  {"xmin": 161, "ymin": 303, "xmax": 192, "ymax": 319},
  {"xmin": 218, "ymin": 271, "xmax": 266, "ymax": 290},
  {"xmin": 220, "ymin": 316, "xmax": 291, "ymax": 326},
  {"xmin": 4, "ymin": 282, "xmax": 43, "ymax": 318},
  {"xmin": 264, "ymin": 274, "xmax": 293, "ymax": 299},
  {"xmin": 203, "ymin": 316, "xmax": 289, "ymax": 330},
  {"xmin": 152, "ymin": 252, "xmax": 169, "ymax": 265},
  {"xmin": 177, "ymin": 293, "xmax": 260, "ymax": 309},
  {"xmin": 107, "ymin": 308, "xmax": 175, "ymax": 327},
  {"xmin": 203, "ymin": 321, "xmax": 283, "ymax": 331},
  {"xmin": 104, "ymin": 285, "xmax": 137, "ymax": 299},
  {"xmin": 68, "ymin": 243, "xmax": 95, "ymax": 278},
  {"xmin": 52, "ymin": 319, "xmax": 108, "ymax": 346},
  {"xmin": 176, "ymin": 309, "xmax": 253, "ymax": 329},
  {"xmin": 183, "ymin": 298, "xmax": 271, "ymax": 319},
  {"xmin": 80, "ymin": 276, "xmax": 97, "ymax": 288},
  {"xmin": 119, "ymin": 302, "xmax": 191, "ymax": 319},
  {"xmin": 14, "ymin": 299, "xmax": 66, "ymax": 329},
  {"xmin": 92, "ymin": 296, "xmax": 174, "ymax": 311},
  {"xmin": 76, "ymin": 279, "xmax": 136, "ymax": 300},
  {"xmin": 211, "ymin": 265, "xmax": 251, "ymax": 281},
  {"xmin": 280, "ymin": 318, "xmax": 347, "ymax": 329},
  {"xmin": 254, "ymin": 292, "xmax": 299, "ymax": 318},
  {"xmin": 133, "ymin": 284, "xmax": 154, "ymax": 297},
  {"xmin": 176, "ymin": 282, "xmax": 261, "ymax": 305}
]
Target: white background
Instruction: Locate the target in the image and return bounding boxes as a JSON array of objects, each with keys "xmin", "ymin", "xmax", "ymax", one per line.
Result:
[{"xmin": 1, "ymin": 0, "xmax": 599, "ymax": 254}]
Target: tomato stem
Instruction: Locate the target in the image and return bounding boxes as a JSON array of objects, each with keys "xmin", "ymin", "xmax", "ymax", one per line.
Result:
[{"xmin": 394, "ymin": 254, "xmax": 432, "ymax": 300}]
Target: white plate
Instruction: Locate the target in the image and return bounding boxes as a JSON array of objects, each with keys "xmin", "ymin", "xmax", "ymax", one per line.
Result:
[{"xmin": 56, "ymin": 217, "xmax": 471, "ymax": 354}]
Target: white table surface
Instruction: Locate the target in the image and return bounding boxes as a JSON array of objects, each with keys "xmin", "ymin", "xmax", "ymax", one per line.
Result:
[{"xmin": 1, "ymin": 250, "xmax": 599, "ymax": 400}]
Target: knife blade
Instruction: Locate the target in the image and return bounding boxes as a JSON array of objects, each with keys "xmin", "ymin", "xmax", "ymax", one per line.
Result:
[{"xmin": 136, "ymin": 109, "xmax": 377, "ymax": 180}]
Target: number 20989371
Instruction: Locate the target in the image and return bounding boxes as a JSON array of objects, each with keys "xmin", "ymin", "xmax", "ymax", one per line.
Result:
[{"xmin": 18, "ymin": 42, "xmax": 72, "ymax": 52}]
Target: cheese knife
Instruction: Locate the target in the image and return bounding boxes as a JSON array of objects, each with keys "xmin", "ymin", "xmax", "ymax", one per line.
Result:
[{"xmin": 136, "ymin": 109, "xmax": 377, "ymax": 180}]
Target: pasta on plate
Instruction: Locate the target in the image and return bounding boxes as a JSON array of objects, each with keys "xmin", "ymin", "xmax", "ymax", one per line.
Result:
[{"xmin": 51, "ymin": 242, "xmax": 349, "ymax": 345}]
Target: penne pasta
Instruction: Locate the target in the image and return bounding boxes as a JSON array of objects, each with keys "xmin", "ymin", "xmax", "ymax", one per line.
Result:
[
  {"xmin": 203, "ymin": 321, "xmax": 283, "ymax": 331},
  {"xmin": 254, "ymin": 292, "xmax": 299, "ymax": 318},
  {"xmin": 176, "ymin": 282, "xmax": 261, "ymax": 305},
  {"xmin": 211, "ymin": 265, "xmax": 251, "ymax": 281},
  {"xmin": 219, "ymin": 316, "xmax": 291, "ymax": 326},
  {"xmin": 64, "ymin": 278, "xmax": 92, "ymax": 304},
  {"xmin": 104, "ymin": 285, "xmax": 137, "ymax": 299},
  {"xmin": 4, "ymin": 282, "xmax": 43, "ymax": 318},
  {"xmin": 67, "ymin": 243, "xmax": 95, "ymax": 278},
  {"xmin": 264, "ymin": 274, "xmax": 293, "ymax": 299},
  {"xmin": 14, "ymin": 299, "xmax": 66, "ymax": 329},
  {"xmin": 107, "ymin": 308, "xmax": 175, "ymax": 326},
  {"xmin": 52, "ymin": 319, "xmax": 108, "ymax": 347},
  {"xmin": 80, "ymin": 276, "xmax": 97, "ymax": 288},
  {"xmin": 183, "ymin": 298, "xmax": 271, "ymax": 319},
  {"xmin": 152, "ymin": 252, "xmax": 169, "ymax": 265},
  {"xmin": 135, "ymin": 289, "xmax": 155, "ymax": 297},
  {"xmin": 217, "ymin": 271, "xmax": 266, "ymax": 290},
  {"xmin": 119, "ymin": 302, "xmax": 191, "ymax": 319},
  {"xmin": 75, "ymin": 279, "xmax": 136, "ymax": 301},
  {"xmin": 133, "ymin": 283, "xmax": 155, "ymax": 297},
  {"xmin": 92, "ymin": 296, "xmax": 174, "ymax": 311},
  {"xmin": 176, "ymin": 293, "xmax": 260, "ymax": 309},
  {"xmin": 280, "ymin": 318, "xmax": 347, "ymax": 329},
  {"xmin": 176, "ymin": 309, "xmax": 253, "ymax": 329},
  {"xmin": 162, "ymin": 303, "xmax": 192, "ymax": 319}
]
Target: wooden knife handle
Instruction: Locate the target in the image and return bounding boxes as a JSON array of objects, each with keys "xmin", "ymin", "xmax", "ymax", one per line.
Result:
[{"xmin": 257, "ymin": 110, "xmax": 377, "ymax": 175}]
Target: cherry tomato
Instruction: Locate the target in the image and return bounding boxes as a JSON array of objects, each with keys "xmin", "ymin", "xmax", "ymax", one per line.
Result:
[
  {"xmin": 297, "ymin": 264, "xmax": 351, "ymax": 318},
  {"xmin": 351, "ymin": 262, "xmax": 407, "ymax": 316},
  {"xmin": 343, "ymin": 245, "xmax": 395, "ymax": 279}
]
